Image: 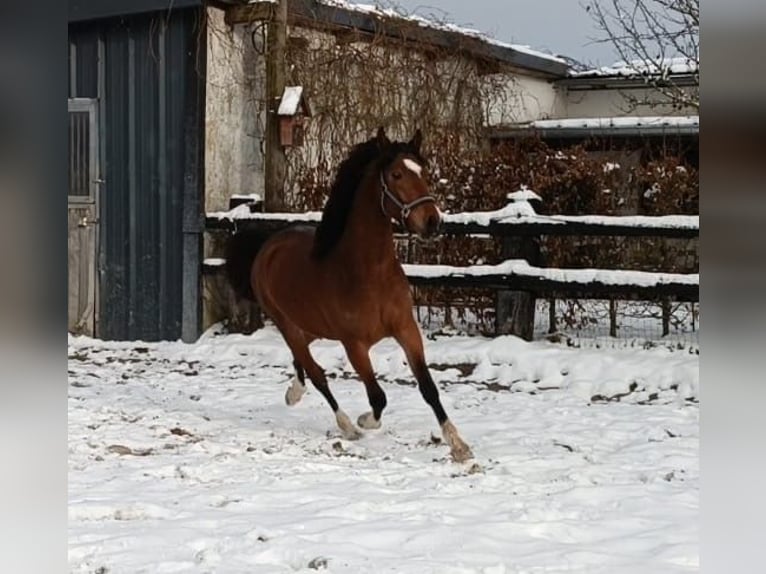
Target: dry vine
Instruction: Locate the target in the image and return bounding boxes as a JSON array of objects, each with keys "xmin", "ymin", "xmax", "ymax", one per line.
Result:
[{"xmin": 205, "ymin": 4, "xmax": 698, "ymax": 336}]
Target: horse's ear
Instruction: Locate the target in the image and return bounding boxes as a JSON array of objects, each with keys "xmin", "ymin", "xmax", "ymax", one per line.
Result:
[
  {"xmin": 376, "ymin": 126, "xmax": 391, "ymax": 150},
  {"xmin": 410, "ymin": 129, "xmax": 423, "ymax": 152}
]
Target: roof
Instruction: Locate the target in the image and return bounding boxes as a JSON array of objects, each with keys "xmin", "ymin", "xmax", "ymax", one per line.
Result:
[
  {"xmin": 489, "ymin": 115, "xmax": 700, "ymax": 139},
  {"xmin": 560, "ymin": 57, "xmax": 699, "ymax": 90},
  {"xmin": 318, "ymin": 1, "xmax": 567, "ymax": 65},
  {"xmin": 231, "ymin": 0, "xmax": 570, "ymax": 78},
  {"xmin": 277, "ymin": 86, "xmax": 310, "ymax": 116},
  {"xmin": 569, "ymin": 57, "xmax": 698, "ymax": 79},
  {"xmin": 69, "ymin": 0, "xmax": 241, "ymax": 22}
]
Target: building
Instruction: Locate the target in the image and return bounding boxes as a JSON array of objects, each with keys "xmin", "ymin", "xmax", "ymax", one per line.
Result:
[{"xmin": 68, "ymin": 0, "xmax": 699, "ymax": 341}]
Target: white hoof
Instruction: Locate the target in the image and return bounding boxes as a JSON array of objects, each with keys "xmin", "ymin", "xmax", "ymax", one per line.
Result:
[
  {"xmin": 441, "ymin": 420, "xmax": 474, "ymax": 463},
  {"xmin": 336, "ymin": 410, "xmax": 363, "ymax": 441},
  {"xmin": 343, "ymin": 427, "xmax": 363, "ymax": 441},
  {"xmin": 450, "ymin": 441, "xmax": 474, "ymax": 463},
  {"xmin": 357, "ymin": 412, "xmax": 382, "ymax": 430},
  {"xmin": 285, "ymin": 377, "xmax": 306, "ymax": 406}
]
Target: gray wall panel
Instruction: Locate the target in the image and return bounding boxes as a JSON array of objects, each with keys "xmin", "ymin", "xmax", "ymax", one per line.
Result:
[{"xmin": 68, "ymin": 8, "xmax": 204, "ymax": 341}]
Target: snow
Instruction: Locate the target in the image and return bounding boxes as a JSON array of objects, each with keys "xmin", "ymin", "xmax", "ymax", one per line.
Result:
[
  {"xmin": 570, "ymin": 57, "xmax": 698, "ymax": 78},
  {"xmin": 69, "ymin": 326, "xmax": 698, "ymax": 573},
  {"xmin": 442, "ymin": 202, "xmax": 539, "ymax": 224},
  {"xmin": 278, "ymin": 86, "xmax": 304, "ymax": 116},
  {"xmin": 207, "ymin": 204, "xmax": 324, "ymax": 223},
  {"xmin": 208, "ymin": 203, "xmax": 699, "ymax": 232},
  {"xmin": 521, "ymin": 213, "xmax": 698, "ymax": 229},
  {"xmin": 443, "ymin": 209, "xmax": 698, "ymax": 231},
  {"xmin": 645, "ymin": 183, "xmax": 662, "ymax": 199},
  {"xmin": 403, "ymin": 259, "xmax": 698, "ymax": 288},
  {"xmin": 231, "ymin": 193, "xmax": 262, "ymax": 202},
  {"xmin": 506, "ymin": 185, "xmax": 542, "ymax": 203},
  {"xmin": 317, "ymin": 0, "xmax": 567, "ymax": 65},
  {"xmin": 527, "ymin": 115, "xmax": 699, "ymax": 130},
  {"xmin": 203, "ymin": 256, "xmax": 696, "ymax": 291}
]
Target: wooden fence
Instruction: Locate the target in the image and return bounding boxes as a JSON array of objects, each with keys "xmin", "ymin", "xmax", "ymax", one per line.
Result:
[{"xmin": 205, "ymin": 197, "xmax": 699, "ymax": 340}]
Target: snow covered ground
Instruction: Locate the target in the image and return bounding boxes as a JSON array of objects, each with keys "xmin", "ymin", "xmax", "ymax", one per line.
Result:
[{"xmin": 69, "ymin": 326, "xmax": 698, "ymax": 573}]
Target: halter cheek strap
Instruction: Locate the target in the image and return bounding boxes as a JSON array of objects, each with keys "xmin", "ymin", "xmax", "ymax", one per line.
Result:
[{"xmin": 380, "ymin": 172, "xmax": 436, "ymax": 227}]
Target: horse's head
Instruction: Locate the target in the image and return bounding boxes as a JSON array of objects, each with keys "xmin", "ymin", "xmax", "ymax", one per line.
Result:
[{"xmin": 377, "ymin": 127, "xmax": 441, "ymax": 238}]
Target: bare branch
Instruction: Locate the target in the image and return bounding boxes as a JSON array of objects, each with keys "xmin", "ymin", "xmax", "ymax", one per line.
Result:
[{"xmin": 584, "ymin": 0, "xmax": 699, "ymax": 111}]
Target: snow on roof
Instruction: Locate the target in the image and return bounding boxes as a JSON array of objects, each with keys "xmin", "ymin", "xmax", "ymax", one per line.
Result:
[
  {"xmin": 570, "ymin": 57, "xmax": 698, "ymax": 78},
  {"xmin": 318, "ymin": 0, "xmax": 567, "ymax": 65},
  {"xmin": 527, "ymin": 115, "xmax": 699, "ymax": 130},
  {"xmin": 277, "ymin": 86, "xmax": 304, "ymax": 116}
]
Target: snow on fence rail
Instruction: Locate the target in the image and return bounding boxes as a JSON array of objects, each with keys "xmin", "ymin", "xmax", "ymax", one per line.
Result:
[
  {"xmin": 402, "ymin": 260, "xmax": 698, "ymax": 301},
  {"xmin": 205, "ymin": 197, "xmax": 698, "ymax": 339},
  {"xmin": 206, "ymin": 203, "xmax": 700, "ymax": 238},
  {"xmin": 203, "ymin": 257, "xmax": 698, "ymax": 302}
]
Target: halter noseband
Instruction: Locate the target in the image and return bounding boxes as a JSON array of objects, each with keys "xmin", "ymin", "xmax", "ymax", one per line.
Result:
[{"xmin": 379, "ymin": 172, "xmax": 436, "ymax": 227}]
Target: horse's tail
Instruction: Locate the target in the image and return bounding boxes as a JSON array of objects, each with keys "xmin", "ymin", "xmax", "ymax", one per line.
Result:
[{"xmin": 224, "ymin": 229, "xmax": 270, "ymax": 301}]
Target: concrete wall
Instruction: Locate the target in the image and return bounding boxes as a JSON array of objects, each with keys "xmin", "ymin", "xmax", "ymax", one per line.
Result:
[
  {"xmin": 483, "ymin": 73, "xmax": 565, "ymax": 125},
  {"xmin": 483, "ymin": 77, "xmax": 699, "ymax": 125},
  {"xmin": 205, "ymin": 8, "xmax": 266, "ymax": 214},
  {"xmin": 562, "ymin": 85, "xmax": 698, "ymax": 118}
]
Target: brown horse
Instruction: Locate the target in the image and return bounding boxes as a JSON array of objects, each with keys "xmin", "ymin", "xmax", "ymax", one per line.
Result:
[{"xmin": 226, "ymin": 127, "xmax": 473, "ymax": 463}]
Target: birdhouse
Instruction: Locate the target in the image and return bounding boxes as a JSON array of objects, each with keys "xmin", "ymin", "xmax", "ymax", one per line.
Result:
[{"xmin": 277, "ymin": 86, "xmax": 312, "ymax": 147}]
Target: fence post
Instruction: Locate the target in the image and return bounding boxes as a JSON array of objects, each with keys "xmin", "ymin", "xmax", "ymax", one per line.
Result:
[
  {"xmin": 548, "ymin": 298, "xmax": 556, "ymax": 334},
  {"xmin": 661, "ymin": 299, "xmax": 671, "ymax": 337},
  {"xmin": 495, "ymin": 192, "xmax": 542, "ymax": 340}
]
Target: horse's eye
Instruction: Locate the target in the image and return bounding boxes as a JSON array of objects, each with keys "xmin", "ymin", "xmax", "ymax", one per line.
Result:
[{"xmin": 392, "ymin": 171, "xmax": 402, "ymax": 180}]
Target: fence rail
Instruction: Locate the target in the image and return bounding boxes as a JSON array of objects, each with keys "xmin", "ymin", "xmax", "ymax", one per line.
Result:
[
  {"xmin": 206, "ymin": 205, "xmax": 699, "ymax": 238},
  {"xmin": 205, "ymin": 198, "xmax": 699, "ymax": 340}
]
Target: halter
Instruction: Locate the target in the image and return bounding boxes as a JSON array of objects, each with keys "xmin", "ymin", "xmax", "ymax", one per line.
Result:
[{"xmin": 379, "ymin": 172, "xmax": 436, "ymax": 228}]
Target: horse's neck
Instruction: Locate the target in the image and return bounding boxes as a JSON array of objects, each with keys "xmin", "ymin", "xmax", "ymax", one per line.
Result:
[{"xmin": 337, "ymin": 171, "xmax": 396, "ymax": 269}]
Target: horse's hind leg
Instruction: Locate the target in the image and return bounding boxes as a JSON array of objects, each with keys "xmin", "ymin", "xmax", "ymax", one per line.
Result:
[
  {"xmin": 278, "ymin": 325, "xmax": 362, "ymax": 440},
  {"xmin": 343, "ymin": 342, "xmax": 387, "ymax": 429},
  {"xmin": 285, "ymin": 358, "xmax": 307, "ymax": 406}
]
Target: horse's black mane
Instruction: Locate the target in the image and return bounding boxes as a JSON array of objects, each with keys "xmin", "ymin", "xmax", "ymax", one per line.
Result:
[{"xmin": 312, "ymin": 135, "xmax": 424, "ymax": 259}]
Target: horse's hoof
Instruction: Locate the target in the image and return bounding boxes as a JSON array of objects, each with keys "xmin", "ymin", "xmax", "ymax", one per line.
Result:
[
  {"xmin": 357, "ymin": 412, "xmax": 381, "ymax": 429},
  {"xmin": 450, "ymin": 443, "xmax": 474, "ymax": 464},
  {"xmin": 336, "ymin": 410, "xmax": 363, "ymax": 440},
  {"xmin": 441, "ymin": 419, "xmax": 473, "ymax": 463},
  {"xmin": 343, "ymin": 427, "xmax": 363, "ymax": 441},
  {"xmin": 284, "ymin": 377, "xmax": 305, "ymax": 406}
]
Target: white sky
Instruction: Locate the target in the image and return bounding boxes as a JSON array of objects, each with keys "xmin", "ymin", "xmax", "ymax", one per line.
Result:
[{"xmin": 384, "ymin": 0, "xmax": 615, "ymax": 66}]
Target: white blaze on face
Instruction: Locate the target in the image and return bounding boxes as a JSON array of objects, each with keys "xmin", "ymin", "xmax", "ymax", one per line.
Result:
[{"xmin": 403, "ymin": 158, "xmax": 423, "ymax": 178}]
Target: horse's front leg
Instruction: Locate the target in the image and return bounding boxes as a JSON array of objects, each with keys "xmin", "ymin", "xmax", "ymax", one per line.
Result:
[
  {"xmin": 343, "ymin": 341, "xmax": 387, "ymax": 429},
  {"xmin": 394, "ymin": 319, "xmax": 473, "ymax": 463}
]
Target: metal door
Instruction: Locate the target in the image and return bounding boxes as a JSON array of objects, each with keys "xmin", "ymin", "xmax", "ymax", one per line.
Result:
[{"xmin": 68, "ymin": 98, "xmax": 100, "ymax": 336}]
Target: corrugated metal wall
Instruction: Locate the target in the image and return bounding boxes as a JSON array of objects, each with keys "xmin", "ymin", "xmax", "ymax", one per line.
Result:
[{"xmin": 69, "ymin": 9, "xmax": 204, "ymax": 341}]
